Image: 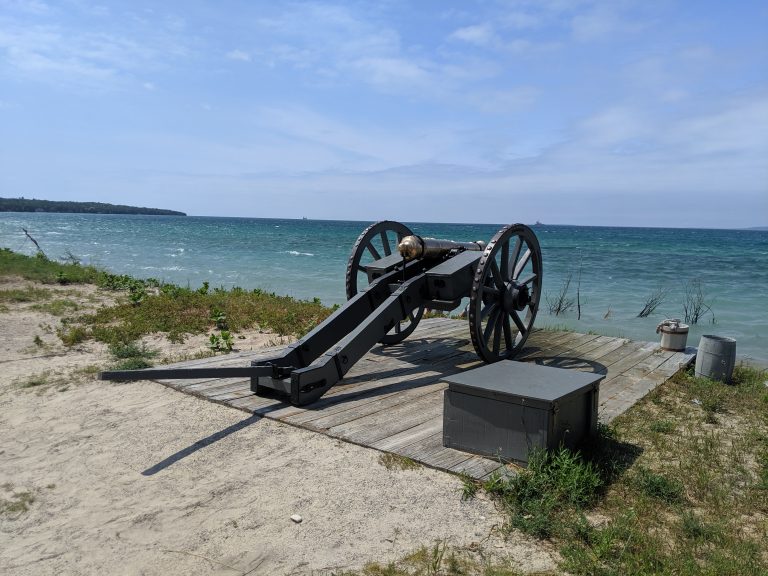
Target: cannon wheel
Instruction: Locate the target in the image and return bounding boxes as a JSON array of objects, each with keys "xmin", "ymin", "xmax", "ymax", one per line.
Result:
[
  {"xmin": 469, "ymin": 224, "xmax": 542, "ymax": 362},
  {"xmin": 346, "ymin": 220, "xmax": 424, "ymax": 344}
]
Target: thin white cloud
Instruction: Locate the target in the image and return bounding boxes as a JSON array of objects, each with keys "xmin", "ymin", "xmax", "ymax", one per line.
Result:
[
  {"xmin": 446, "ymin": 19, "xmax": 557, "ymax": 54},
  {"xmin": 450, "ymin": 24, "xmax": 496, "ymax": 46},
  {"xmin": 664, "ymin": 94, "xmax": 768, "ymax": 156},
  {"xmin": 467, "ymin": 86, "xmax": 539, "ymax": 114},
  {"xmin": 500, "ymin": 10, "xmax": 541, "ymax": 30},
  {"xmin": 571, "ymin": 5, "xmax": 645, "ymax": 42},
  {"xmin": 0, "ymin": 8, "xmax": 188, "ymax": 90},
  {"xmin": 0, "ymin": 0, "xmax": 50, "ymax": 15},
  {"xmin": 249, "ymin": 104, "xmax": 463, "ymax": 169},
  {"xmin": 226, "ymin": 49, "xmax": 251, "ymax": 62},
  {"xmin": 577, "ymin": 106, "xmax": 652, "ymax": 147},
  {"xmin": 348, "ymin": 57, "xmax": 429, "ymax": 88}
]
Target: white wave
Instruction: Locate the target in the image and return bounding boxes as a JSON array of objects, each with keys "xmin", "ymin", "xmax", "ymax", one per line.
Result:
[{"xmin": 284, "ymin": 250, "xmax": 314, "ymax": 256}]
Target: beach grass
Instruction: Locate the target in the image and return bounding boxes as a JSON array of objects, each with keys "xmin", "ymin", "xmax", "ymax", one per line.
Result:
[
  {"xmin": 337, "ymin": 542, "xmax": 537, "ymax": 575},
  {"xmin": 1, "ymin": 249, "xmax": 333, "ymax": 345},
  {"xmin": 0, "ymin": 247, "xmax": 103, "ymax": 284},
  {"xmin": 78, "ymin": 286, "xmax": 332, "ymax": 345}
]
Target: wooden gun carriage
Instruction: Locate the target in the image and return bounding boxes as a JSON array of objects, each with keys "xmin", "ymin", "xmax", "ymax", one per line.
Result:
[{"xmin": 101, "ymin": 221, "xmax": 543, "ymax": 406}]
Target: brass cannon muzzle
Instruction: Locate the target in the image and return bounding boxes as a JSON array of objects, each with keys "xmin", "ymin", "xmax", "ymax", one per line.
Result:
[{"xmin": 397, "ymin": 235, "xmax": 486, "ymax": 261}]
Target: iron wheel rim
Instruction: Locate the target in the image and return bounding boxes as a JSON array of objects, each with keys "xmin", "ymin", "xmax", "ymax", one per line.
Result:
[
  {"xmin": 345, "ymin": 220, "xmax": 424, "ymax": 344},
  {"xmin": 469, "ymin": 223, "xmax": 542, "ymax": 362}
]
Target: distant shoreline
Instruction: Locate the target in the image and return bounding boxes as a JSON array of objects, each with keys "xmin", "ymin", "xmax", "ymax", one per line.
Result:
[{"xmin": 0, "ymin": 198, "xmax": 186, "ymax": 216}]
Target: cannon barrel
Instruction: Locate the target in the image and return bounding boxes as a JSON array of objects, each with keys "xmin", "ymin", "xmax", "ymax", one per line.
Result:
[{"xmin": 397, "ymin": 235, "xmax": 485, "ymax": 261}]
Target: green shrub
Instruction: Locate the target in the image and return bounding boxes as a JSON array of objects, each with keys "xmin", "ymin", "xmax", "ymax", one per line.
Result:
[
  {"xmin": 112, "ymin": 357, "xmax": 153, "ymax": 370},
  {"xmin": 649, "ymin": 419, "xmax": 675, "ymax": 434},
  {"xmin": 58, "ymin": 325, "xmax": 88, "ymax": 346},
  {"xmin": 108, "ymin": 340, "xmax": 156, "ymax": 360},
  {"xmin": 483, "ymin": 448, "xmax": 602, "ymax": 539},
  {"xmin": 634, "ymin": 467, "xmax": 684, "ymax": 504}
]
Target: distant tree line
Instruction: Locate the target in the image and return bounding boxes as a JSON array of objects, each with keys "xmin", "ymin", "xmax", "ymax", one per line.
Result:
[{"xmin": 0, "ymin": 197, "xmax": 186, "ymax": 216}]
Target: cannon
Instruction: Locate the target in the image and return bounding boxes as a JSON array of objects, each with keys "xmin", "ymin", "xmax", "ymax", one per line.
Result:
[{"xmin": 101, "ymin": 221, "xmax": 543, "ymax": 406}]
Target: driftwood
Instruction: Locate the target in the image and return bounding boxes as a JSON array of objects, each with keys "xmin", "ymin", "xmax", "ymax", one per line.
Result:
[{"xmin": 22, "ymin": 227, "xmax": 46, "ymax": 259}]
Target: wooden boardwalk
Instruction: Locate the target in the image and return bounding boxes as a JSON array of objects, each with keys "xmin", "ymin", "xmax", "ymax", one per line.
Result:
[{"xmin": 152, "ymin": 318, "xmax": 696, "ymax": 479}]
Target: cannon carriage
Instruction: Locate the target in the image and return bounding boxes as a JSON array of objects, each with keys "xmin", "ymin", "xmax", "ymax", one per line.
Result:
[{"xmin": 101, "ymin": 221, "xmax": 543, "ymax": 406}]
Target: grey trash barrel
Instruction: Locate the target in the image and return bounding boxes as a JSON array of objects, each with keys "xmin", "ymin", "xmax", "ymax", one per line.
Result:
[{"xmin": 694, "ymin": 335, "xmax": 736, "ymax": 382}]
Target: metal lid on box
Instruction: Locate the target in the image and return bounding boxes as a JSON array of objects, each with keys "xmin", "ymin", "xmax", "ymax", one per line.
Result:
[{"xmin": 444, "ymin": 360, "xmax": 603, "ymax": 408}]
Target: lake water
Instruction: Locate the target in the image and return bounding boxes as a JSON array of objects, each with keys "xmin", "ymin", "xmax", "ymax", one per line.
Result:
[{"xmin": 2, "ymin": 213, "xmax": 766, "ymax": 365}]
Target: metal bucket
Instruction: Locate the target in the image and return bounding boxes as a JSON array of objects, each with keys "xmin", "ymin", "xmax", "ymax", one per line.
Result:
[
  {"xmin": 694, "ymin": 335, "xmax": 736, "ymax": 383},
  {"xmin": 656, "ymin": 319, "xmax": 689, "ymax": 352}
]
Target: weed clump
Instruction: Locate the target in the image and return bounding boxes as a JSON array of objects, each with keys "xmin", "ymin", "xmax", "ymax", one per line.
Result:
[
  {"xmin": 634, "ymin": 466, "xmax": 684, "ymax": 503},
  {"xmin": 108, "ymin": 340, "xmax": 157, "ymax": 371},
  {"xmin": 546, "ymin": 273, "xmax": 575, "ymax": 316},
  {"xmin": 57, "ymin": 325, "xmax": 88, "ymax": 346},
  {"xmin": 483, "ymin": 448, "xmax": 602, "ymax": 539},
  {"xmin": 649, "ymin": 419, "xmax": 675, "ymax": 434},
  {"xmin": 378, "ymin": 453, "xmax": 421, "ymax": 472},
  {"xmin": 0, "ymin": 490, "xmax": 35, "ymax": 517}
]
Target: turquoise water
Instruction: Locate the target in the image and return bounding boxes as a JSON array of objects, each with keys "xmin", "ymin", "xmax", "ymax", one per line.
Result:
[{"xmin": 1, "ymin": 213, "xmax": 766, "ymax": 364}]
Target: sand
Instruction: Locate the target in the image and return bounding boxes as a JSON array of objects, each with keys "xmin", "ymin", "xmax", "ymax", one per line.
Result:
[{"xmin": 0, "ymin": 279, "xmax": 558, "ymax": 575}]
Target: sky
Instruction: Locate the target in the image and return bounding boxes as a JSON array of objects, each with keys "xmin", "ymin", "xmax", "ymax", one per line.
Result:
[{"xmin": 0, "ymin": 0, "xmax": 767, "ymax": 227}]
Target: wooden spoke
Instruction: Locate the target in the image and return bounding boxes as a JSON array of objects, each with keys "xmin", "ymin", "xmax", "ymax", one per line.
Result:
[
  {"xmin": 511, "ymin": 310, "xmax": 526, "ymax": 333},
  {"xmin": 518, "ymin": 272, "xmax": 537, "ymax": 286},
  {"xmin": 513, "ymin": 248, "xmax": 532, "ymax": 279},
  {"xmin": 492, "ymin": 311, "xmax": 503, "ymax": 354},
  {"xmin": 483, "ymin": 306, "xmax": 500, "ymax": 344},
  {"xmin": 481, "ymin": 302, "xmax": 497, "ymax": 320},
  {"xmin": 503, "ymin": 314, "xmax": 512, "ymax": 351},
  {"xmin": 380, "ymin": 231, "xmax": 391, "ymax": 256},
  {"xmin": 489, "ymin": 259, "xmax": 505, "ymax": 290},
  {"xmin": 367, "ymin": 244, "xmax": 381, "ymax": 260},
  {"xmin": 500, "ymin": 241, "xmax": 509, "ymax": 279},
  {"xmin": 508, "ymin": 237, "xmax": 522, "ymax": 280}
]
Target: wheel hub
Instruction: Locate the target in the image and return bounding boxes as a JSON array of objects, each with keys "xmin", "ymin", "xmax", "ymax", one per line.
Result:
[{"xmin": 502, "ymin": 282, "xmax": 530, "ymax": 312}]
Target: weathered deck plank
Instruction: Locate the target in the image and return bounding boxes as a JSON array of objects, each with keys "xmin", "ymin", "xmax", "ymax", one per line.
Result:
[{"xmin": 148, "ymin": 318, "xmax": 695, "ymax": 479}]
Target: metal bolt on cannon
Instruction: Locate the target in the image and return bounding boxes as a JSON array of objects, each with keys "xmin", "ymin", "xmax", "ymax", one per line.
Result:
[{"xmin": 101, "ymin": 221, "xmax": 543, "ymax": 406}]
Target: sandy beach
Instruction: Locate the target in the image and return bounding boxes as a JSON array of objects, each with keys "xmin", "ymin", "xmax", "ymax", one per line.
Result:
[{"xmin": 0, "ymin": 278, "xmax": 558, "ymax": 575}]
